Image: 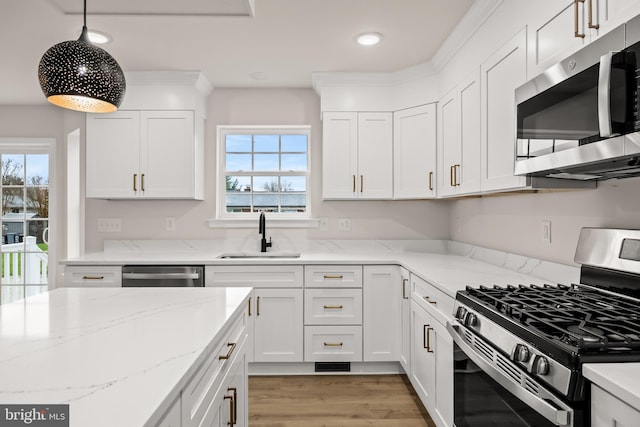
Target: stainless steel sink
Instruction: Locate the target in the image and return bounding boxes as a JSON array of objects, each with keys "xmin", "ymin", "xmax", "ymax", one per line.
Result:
[{"xmin": 217, "ymin": 252, "xmax": 301, "ymax": 259}]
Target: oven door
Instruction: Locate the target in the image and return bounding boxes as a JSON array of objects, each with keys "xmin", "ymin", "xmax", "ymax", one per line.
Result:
[{"xmin": 447, "ymin": 320, "xmax": 577, "ymax": 427}]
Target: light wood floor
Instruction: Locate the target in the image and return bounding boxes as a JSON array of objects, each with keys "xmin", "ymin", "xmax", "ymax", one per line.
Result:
[{"xmin": 248, "ymin": 374, "xmax": 437, "ymax": 427}]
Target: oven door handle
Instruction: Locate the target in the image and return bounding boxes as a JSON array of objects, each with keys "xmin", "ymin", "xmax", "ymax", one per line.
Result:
[
  {"xmin": 446, "ymin": 320, "xmax": 573, "ymax": 427},
  {"xmin": 122, "ymin": 272, "xmax": 201, "ymax": 280}
]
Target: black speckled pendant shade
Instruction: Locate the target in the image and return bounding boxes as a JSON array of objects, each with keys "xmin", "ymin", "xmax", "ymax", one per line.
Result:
[{"xmin": 38, "ymin": 25, "xmax": 126, "ymax": 113}]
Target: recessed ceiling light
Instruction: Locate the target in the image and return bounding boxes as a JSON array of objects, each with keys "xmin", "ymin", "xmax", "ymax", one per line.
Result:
[
  {"xmin": 248, "ymin": 72, "xmax": 268, "ymax": 81},
  {"xmin": 355, "ymin": 32, "xmax": 382, "ymax": 46}
]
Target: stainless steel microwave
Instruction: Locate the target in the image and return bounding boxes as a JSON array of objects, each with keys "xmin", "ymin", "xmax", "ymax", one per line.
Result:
[{"xmin": 514, "ymin": 17, "xmax": 640, "ymax": 181}]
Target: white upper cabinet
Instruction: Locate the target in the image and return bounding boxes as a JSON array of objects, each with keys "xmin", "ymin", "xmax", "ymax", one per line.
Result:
[
  {"xmin": 393, "ymin": 104, "xmax": 437, "ymax": 199},
  {"xmin": 322, "ymin": 112, "xmax": 393, "ymax": 199},
  {"xmin": 86, "ymin": 110, "xmax": 203, "ymax": 199},
  {"xmin": 480, "ymin": 28, "xmax": 528, "ymax": 192},
  {"xmin": 438, "ymin": 72, "xmax": 481, "ymax": 197}
]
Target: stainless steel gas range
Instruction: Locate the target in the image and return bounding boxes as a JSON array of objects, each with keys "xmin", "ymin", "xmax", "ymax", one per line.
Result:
[{"xmin": 447, "ymin": 228, "xmax": 640, "ymax": 427}]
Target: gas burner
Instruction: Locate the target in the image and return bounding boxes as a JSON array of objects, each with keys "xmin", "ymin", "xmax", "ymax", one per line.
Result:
[{"xmin": 566, "ymin": 325, "xmax": 604, "ymax": 343}]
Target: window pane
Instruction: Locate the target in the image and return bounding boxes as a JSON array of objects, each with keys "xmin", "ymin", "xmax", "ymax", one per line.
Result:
[
  {"xmin": 254, "ymin": 135, "xmax": 279, "ymax": 152},
  {"xmin": 254, "ymin": 154, "xmax": 279, "ymax": 171},
  {"xmin": 281, "ymin": 154, "xmax": 307, "ymax": 171},
  {"xmin": 226, "ymin": 134, "xmax": 252, "ymax": 152},
  {"xmin": 2, "ymin": 155, "xmax": 24, "ymax": 185},
  {"xmin": 281, "ymin": 194, "xmax": 306, "ymax": 212},
  {"xmin": 282, "ymin": 134, "xmax": 307, "ymax": 152},
  {"xmin": 26, "ymin": 154, "xmax": 49, "ymax": 185},
  {"xmin": 253, "ymin": 192, "xmax": 278, "ymax": 212},
  {"xmin": 26, "ymin": 187, "xmax": 48, "ymax": 219},
  {"xmin": 226, "ymin": 193, "xmax": 251, "ymax": 212},
  {"xmin": 226, "ymin": 154, "xmax": 251, "ymax": 171},
  {"xmin": 27, "ymin": 219, "xmax": 48, "ymax": 244},
  {"xmin": 282, "ymin": 176, "xmax": 306, "ymax": 191},
  {"xmin": 225, "ymin": 175, "xmax": 250, "ymax": 192},
  {"xmin": 2, "ymin": 188, "xmax": 24, "ymax": 217},
  {"xmin": 254, "ymin": 176, "xmax": 277, "ymax": 192}
]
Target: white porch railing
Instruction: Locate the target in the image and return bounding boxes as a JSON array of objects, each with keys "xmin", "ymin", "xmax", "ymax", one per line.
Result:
[{"xmin": 1, "ymin": 236, "xmax": 48, "ymax": 285}]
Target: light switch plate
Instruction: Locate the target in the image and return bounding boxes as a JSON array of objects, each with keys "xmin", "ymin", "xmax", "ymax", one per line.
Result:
[
  {"xmin": 97, "ymin": 218, "xmax": 122, "ymax": 233},
  {"xmin": 541, "ymin": 220, "xmax": 551, "ymax": 244},
  {"xmin": 338, "ymin": 218, "xmax": 351, "ymax": 231}
]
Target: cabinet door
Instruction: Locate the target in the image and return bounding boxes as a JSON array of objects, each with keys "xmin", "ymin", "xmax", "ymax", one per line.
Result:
[
  {"xmin": 431, "ymin": 319, "xmax": 454, "ymax": 427},
  {"xmin": 410, "ymin": 301, "xmax": 435, "ymax": 412},
  {"xmin": 438, "ymin": 88, "xmax": 461, "ymax": 197},
  {"xmin": 141, "ymin": 111, "xmax": 197, "ymax": 199},
  {"xmin": 399, "ymin": 268, "xmax": 411, "ymax": 374},
  {"xmin": 322, "ymin": 112, "xmax": 358, "ymax": 199},
  {"xmin": 393, "ymin": 104, "xmax": 437, "ymax": 199},
  {"xmin": 155, "ymin": 396, "xmax": 180, "ymax": 427},
  {"xmin": 458, "ymin": 73, "xmax": 481, "ymax": 195},
  {"xmin": 363, "ymin": 266, "xmax": 400, "ymax": 362},
  {"xmin": 357, "ymin": 112, "xmax": 393, "ymax": 199},
  {"xmin": 593, "ymin": 0, "xmax": 640, "ymax": 41},
  {"xmin": 591, "ymin": 385, "xmax": 640, "ymax": 427},
  {"xmin": 480, "ymin": 28, "xmax": 527, "ymax": 192},
  {"xmin": 86, "ymin": 111, "xmax": 141, "ymax": 198},
  {"xmin": 527, "ymin": 0, "xmax": 586, "ymax": 78},
  {"xmin": 253, "ymin": 289, "xmax": 303, "ymax": 362}
]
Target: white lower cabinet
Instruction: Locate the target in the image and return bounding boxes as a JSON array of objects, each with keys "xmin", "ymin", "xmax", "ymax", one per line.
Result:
[
  {"xmin": 304, "ymin": 325, "xmax": 363, "ymax": 362},
  {"xmin": 399, "ymin": 267, "xmax": 411, "ymax": 374},
  {"xmin": 363, "ymin": 265, "xmax": 401, "ymax": 362},
  {"xmin": 62, "ymin": 266, "xmax": 122, "ymax": 287},
  {"xmin": 155, "ymin": 396, "xmax": 181, "ymax": 427},
  {"xmin": 206, "ymin": 265, "xmax": 304, "ymax": 363},
  {"xmin": 253, "ymin": 288, "xmax": 303, "ymax": 362},
  {"xmin": 410, "ymin": 300, "xmax": 453, "ymax": 427},
  {"xmin": 591, "ymin": 385, "xmax": 640, "ymax": 427}
]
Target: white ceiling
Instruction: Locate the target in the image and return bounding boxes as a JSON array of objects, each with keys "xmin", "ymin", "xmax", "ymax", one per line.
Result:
[{"xmin": 0, "ymin": 0, "xmax": 475, "ymax": 105}]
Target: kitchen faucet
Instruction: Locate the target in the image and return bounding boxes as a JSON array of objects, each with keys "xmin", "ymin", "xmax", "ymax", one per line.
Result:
[{"xmin": 258, "ymin": 212, "xmax": 272, "ymax": 252}]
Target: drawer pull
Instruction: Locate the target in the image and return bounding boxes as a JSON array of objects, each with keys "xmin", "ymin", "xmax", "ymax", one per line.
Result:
[
  {"xmin": 82, "ymin": 275, "xmax": 104, "ymax": 280},
  {"xmin": 423, "ymin": 296, "xmax": 437, "ymax": 305},
  {"xmin": 425, "ymin": 326, "xmax": 434, "ymax": 353},
  {"xmin": 219, "ymin": 342, "xmax": 237, "ymax": 360},
  {"xmin": 402, "ymin": 278, "xmax": 408, "ymax": 299},
  {"xmin": 323, "ymin": 275, "xmax": 344, "ymax": 279},
  {"xmin": 323, "ymin": 342, "xmax": 343, "ymax": 347},
  {"xmin": 248, "ymin": 297, "xmax": 252, "ymax": 316},
  {"xmin": 224, "ymin": 393, "xmax": 235, "ymax": 426},
  {"xmin": 323, "ymin": 305, "xmax": 343, "ymax": 309},
  {"xmin": 228, "ymin": 387, "xmax": 238, "ymax": 426}
]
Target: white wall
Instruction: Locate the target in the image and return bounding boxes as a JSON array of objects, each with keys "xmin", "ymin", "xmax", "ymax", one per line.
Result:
[
  {"xmin": 83, "ymin": 88, "xmax": 451, "ymax": 253},
  {"xmin": 449, "ymin": 178, "xmax": 640, "ymax": 266}
]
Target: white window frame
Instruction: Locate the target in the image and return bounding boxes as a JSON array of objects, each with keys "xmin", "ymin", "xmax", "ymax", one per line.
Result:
[{"xmin": 210, "ymin": 125, "xmax": 317, "ymax": 228}]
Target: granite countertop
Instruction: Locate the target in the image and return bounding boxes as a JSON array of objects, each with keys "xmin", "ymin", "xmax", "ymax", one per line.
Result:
[{"xmin": 0, "ymin": 287, "xmax": 251, "ymax": 427}]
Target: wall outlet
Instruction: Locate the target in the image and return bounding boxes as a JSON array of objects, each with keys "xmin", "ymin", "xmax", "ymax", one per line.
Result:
[
  {"xmin": 97, "ymin": 218, "xmax": 122, "ymax": 233},
  {"xmin": 541, "ymin": 220, "xmax": 551, "ymax": 244},
  {"xmin": 338, "ymin": 218, "xmax": 351, "ymax": 231},
  {"xmin": 166, "ymin": 217, "xmax": 176, "ymax": 231}
]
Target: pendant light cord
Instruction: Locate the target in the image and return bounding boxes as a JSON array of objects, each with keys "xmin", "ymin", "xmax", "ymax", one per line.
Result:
[{"xmin": 83, "ymin": 0, "xmax": 87, "ymax": 27}]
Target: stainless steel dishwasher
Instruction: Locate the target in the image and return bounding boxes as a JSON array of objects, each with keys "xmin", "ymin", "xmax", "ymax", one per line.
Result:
[{"xmin": 122, "ymin": 265, "xmax": 204, "ymax": 287}]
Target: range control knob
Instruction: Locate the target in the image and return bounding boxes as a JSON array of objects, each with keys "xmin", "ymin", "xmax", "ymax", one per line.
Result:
[
  {"xmin": 530, "ymin": 355, "xmax": 550, "ymax": 376},
  {"xmin": 512, "ymin": 344, "xmax": 530, "ymax": 363},
  {"xmin": 464, "ymin": 312, "xmax": 478, "ymax": 327},
  {"xmin": 455, "ymin": 306, "xmax": 467, "ymax": 321}
]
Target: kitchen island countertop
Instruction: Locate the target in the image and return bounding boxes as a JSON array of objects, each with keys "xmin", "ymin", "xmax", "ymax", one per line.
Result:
[
  {"xmin": 0, "ymin": 287, "xmax": 251, "ymax": 427},
  {"xmin": 583, "ymin": 363, "xmax": 640, "ymax": 411}
]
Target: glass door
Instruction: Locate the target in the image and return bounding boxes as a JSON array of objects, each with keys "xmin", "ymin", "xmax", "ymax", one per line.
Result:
[{"xmin": 0, "ymin": 152, "xmax": 50, "ymax": 304}]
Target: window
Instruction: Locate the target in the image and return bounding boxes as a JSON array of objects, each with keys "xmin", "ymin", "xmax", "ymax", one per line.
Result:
[
  {"xmin": 218, "ymin": 126, "xmax": 310, "ymax": 218},
  {"xmin": 0, "ymin": 139, "xmax": 54, "ymax": 305}
]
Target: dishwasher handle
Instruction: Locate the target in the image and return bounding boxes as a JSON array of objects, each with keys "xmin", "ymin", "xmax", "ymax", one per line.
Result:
[{"xmin": 122, "ymin": 272, "xmax": 201, "ymax": 280}]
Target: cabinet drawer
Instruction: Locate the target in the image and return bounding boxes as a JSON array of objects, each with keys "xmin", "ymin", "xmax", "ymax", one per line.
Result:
[
  {"xmin": 304, "ymin": 289, "xmax": 362, "ymax": 325},
  {"xmin": 591, "ymin": 385, "xmax": 640, "ymax": 427},
  {"xmin": 63, "ymin": 266, "xmax": 122, "ymax": 287},
  {"xmin": 182, "ymin": 312, "xmax": 246, "ymax": 427},
  {"xmin": 411, "ymin": 274, "xmax": 454, "ymax": 324},
  {"xmin": 304, "ymin": 326, "xmax": 363, "ymax": 362},
  {"xmin": 206, "ymin": 265, "xmax": 303, "ymax": 288},
  {"xmin": 304, "ymin": 265, "xmax": 363, "ymax": 288}
]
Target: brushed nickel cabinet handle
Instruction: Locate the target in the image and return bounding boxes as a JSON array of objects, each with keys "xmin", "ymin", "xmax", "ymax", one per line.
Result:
[
  {"xmin": 219, "ymin": 342, "xmax": 237, "ymax": 360},
  {"xmin": 575, "ymin": 0, "xmax": 586, "ymax": 38},
  {"xmin": 133, "ymin": 173, "xmax": 137, "ymax": 192},
  {"xmin": 587, "ymin": 0, "xmax": 599, "ymax": 29},
  {"xmin": 402, "ymin": 278, "xmax": 408, "ymax": 299}
]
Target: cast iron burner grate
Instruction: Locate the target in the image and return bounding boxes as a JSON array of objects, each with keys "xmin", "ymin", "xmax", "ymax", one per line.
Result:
[{"xmin": 464, "ymin": 284, "xmax": 640, "ymax": 351}]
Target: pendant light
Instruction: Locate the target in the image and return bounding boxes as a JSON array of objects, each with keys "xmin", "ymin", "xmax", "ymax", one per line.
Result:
[{"xmin": 38, "ymin": 0, "xmax": 126, "ymax": 113}]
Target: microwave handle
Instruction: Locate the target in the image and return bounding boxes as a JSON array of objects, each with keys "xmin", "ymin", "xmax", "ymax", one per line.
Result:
[{"xmin": 598, "ymin": 52, "xmax": 614, "ymax": 137}]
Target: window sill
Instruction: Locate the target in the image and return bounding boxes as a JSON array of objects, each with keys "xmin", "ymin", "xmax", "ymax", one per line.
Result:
[{"xmin": 207, "ymin": 218, "xmax": 320, "ymax": 229}]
